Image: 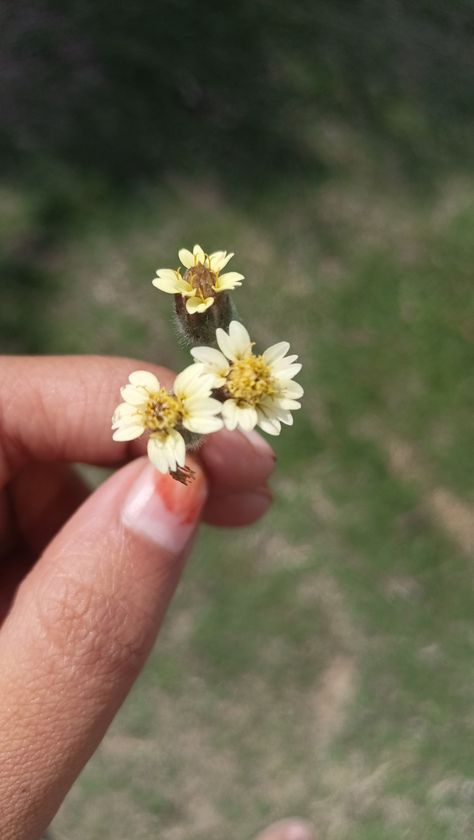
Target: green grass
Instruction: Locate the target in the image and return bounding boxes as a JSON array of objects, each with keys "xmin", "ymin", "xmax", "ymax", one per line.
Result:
[{"xmin": 2, "ymin": 148, "xmax": 474, "ymax": 838}]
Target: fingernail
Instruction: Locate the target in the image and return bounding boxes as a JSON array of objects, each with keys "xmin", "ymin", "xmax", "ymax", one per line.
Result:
[
  {"xmin": 240, "ymin": 429, "xmax": 277, "ymax": 466},
  {"xmin": 121, "ymin": 461, "xmax": 207, "ymax": 553}
]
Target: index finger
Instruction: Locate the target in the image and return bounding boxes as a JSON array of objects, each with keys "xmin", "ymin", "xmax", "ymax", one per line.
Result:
[{"xmin": 0, "ymin": 355, "xmax": 275, "ymax": 490}]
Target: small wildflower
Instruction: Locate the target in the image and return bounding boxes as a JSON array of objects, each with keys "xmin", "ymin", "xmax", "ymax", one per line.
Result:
[
  {"xmin": 191, "ymin": 321, "xmax": 304, "ymax": 435},
  {"xmin": 153, "ymin": 244, "xmax": 244, "ymax": 315},
  {"xmin": 112, "ymin": 367, "xmax": 223, "ymax": 474}
]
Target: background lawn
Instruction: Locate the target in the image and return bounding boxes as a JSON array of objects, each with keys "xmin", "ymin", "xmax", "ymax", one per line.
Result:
[{"xmin": 1, "ymin": 3, "xmax": 474, "ymax": 837}]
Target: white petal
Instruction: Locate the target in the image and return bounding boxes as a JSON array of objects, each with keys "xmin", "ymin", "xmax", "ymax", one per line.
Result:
[
  {"xmin": 282, "ymin": 380, "xmax": 304, "ymax": 399},
  {"xmin": 259, "ymin": 397, "xmax": 283, "ymax": 417},
  {"xmin": 215, "ymin": 328, "xmax": 234, "ymax": 361},
  {"xmin": 147, "ymin": 437, "xmax": 171, "ymax": 473},
  {"xmin": 257, "ymin": 401, "xmax": 284, "ymax": 435},
  {"xmin": 163, "ymin": 429, "xmax": 186, "ymax": 471},
  {"xmin": 194, "ymin": 370, "xmax": 226, "ymax": 389},
  {"xmin": 174, "ymin": 364, "xmax": 212, "ymax": 398},
  {"xmin": 149, "ymin": 434, "xmax": 184, "ymax": 473},
  {"xmin": 278, "ymin": 398, "xmax": 301, "ymax": 410},
  {"xmin": 272, "ymin": 363, "xmax": 302, "ymax": 380},
  {"xmin": 112, "ymin": 402, "xmax": 138, "ymax": 424},
  {"xmin": 270, "ymin": 353, "xmax": 299, "ymax": 372},
  {"xmin": 275, "ymin": 408, "xmax": 294, "ymax": 425},
  {"xmin": 257, "ymin": 415, "xmax": 281, "ymax": 436},
  {"xmin": 184, "ymin": 414, "xmax": 224, "ymax": 434},
  {"xmin": 184, "ymin": 396, "xmax": 222, "ymax": 415},
  {"xmin": 172, "ymin": 430, "xmax": 186, "ymax": 467},
  {"xmin": 165, "ymin": 441, "xmax": 177, "ymax": 472},
  {"xmin": 221, "ymin": 399, "xmax": 240, "ymax": 430},
  {"xmin": 112, "ymin": 424, "xmax": 144, "ymax": 441},
  {"xmin": 235, "ymin": 404, "xmax": 258, "ymax": 431},
  {"xmin": 190, "ymin": 346, "xmax": 228, "ymax": 367},
  {"xmin": 120, "ymin": 384, "xmax": 149, "ymax": 406},
  {"xmin": 129, "ymin": 370, "xmax": 160, "ymax": 390},
  {"xmin": 112, "ymin": 416, "xmax": 140, "ymax": 431},
  {"xmin": 221, "ymin": 400, "xmax": 257, "ymax": 432},
  {"xmin": 260, "ymin": 396, "xmax": 294, "ymax": 426},
  {"xmin": 178, "ymin": 248, "xmax": 194, "ymax": 269},
  {"xmin": 184, "ymin": 360, "xmax": 207, "ymax": 376},
  {"xmin": 216, "ymin": 320, "xmax": 252, "ymax": 361},
  {"xmin": 153, "ymin": 270, "xmax": 190, "ymax": 295},
  {"xmin": 211, "ymin": 251, "xmax": 234, "ymax": 271},
  {"xmin": 182, "ymin": 363, "xmax": 225, "ymax": 390},
  {"xmin": 193, "ymin": 244, "xmax": 205, "ymax": 262},
  {"xmin": 229, "ymin": 320, "xmax": 253, "ymax": 357},
  {"xmin": 191, "ymin": 346, "xmax": 229, "ymax": 373},
  {"xmin": 263, "ymin": 341, "xmax": 291, "ymax": 364},
  {"xmin": 173, "ymin": 363, "xmax": 202, "ymax": 392},
  {"xmin": 186, "ymin": 295, "xmax": 214, "ymax": 314},
  {"xmin": 215, "ymin": 271, "xmax": 244, "ymax": 291}
]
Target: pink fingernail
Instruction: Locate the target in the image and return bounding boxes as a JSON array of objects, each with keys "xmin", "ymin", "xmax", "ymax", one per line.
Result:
[{"xmin": 121, "ymin": 462, "xmax": 207, "ymax": 553}]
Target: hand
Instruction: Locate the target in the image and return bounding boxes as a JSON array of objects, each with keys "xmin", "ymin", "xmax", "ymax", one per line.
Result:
[
  {"xmin": 254, "ymin": 819, "xmax": 317, "ymax": 839},
  {"xmin": 0, "ymin": 355, "xmax": 277, "ymax": 840}
]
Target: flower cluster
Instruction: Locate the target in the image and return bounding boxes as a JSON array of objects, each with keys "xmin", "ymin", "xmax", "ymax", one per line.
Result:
[{"xmin": 112, "ymin": 245, "xmax": 303, "ymax": 480}]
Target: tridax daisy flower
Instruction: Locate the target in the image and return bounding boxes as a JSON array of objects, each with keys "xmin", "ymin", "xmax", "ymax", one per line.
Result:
[
  {"xmin": 112, "ymin": 366, "xmax": 223, "ymax": 474},
  {"xmin": 190, "ymin": 321, "xmax": 304, "ymax": 435},
  {"xmin": 153, "ymin": 244, "xmax": 244, "ymax": 315}
]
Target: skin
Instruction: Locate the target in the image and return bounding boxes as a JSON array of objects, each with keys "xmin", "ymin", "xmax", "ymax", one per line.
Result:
[{"xmin": 0, "ymin": 356, "xmax": 315, "ymax": 840}]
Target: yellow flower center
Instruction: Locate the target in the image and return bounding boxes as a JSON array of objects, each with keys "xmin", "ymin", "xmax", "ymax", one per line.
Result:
[
  {"xmin": 185, "ymin": 262, "xmax": 217, "ymax": 300},
  {"xmin": 226, "ymin": 355, "xmax": 276, "ymax": 404},
  {"xmin": 143, "ymin": 389, "xmax": 181, "ymax": 434}
]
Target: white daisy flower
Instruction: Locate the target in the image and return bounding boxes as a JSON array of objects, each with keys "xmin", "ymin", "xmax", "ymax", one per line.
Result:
[
  {"xmin": 112, "ymin": 366, "xmax": 223, "ymax": 474},
  {"xmin": 191, "ymin": 321, "xmax": 304, "ymax": 435},
  {"xmin": 152, "ymin": 243, "xmax": 244, "ymax": 315}
]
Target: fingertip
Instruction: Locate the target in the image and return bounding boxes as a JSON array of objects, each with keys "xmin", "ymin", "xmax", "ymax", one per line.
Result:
[
  {"xmin": 203, "ymin": 485, "xmax": 272, "ymax": 527},
  {"xmin": 200, "ymin": 428, "xmax": 276, "ymax": 493},
  {"xmin": 255, "ymin": 819, "xmax": 317, "ymax": 840}
]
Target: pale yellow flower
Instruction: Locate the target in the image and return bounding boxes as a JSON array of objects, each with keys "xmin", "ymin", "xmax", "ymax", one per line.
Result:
[
  {"xmin": 112, "ymin": 366, "xmax": 223, "ymax": 473},
  {"xmin": 153, "ymin": 244, "xmax": 244, "ymax": 314},
  {"xmin": 191, "ymin": 321, "xmax": 303, "ymax": 435}
]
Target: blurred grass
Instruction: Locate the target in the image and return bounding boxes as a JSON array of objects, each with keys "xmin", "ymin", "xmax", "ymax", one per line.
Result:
[{"xmin": 2, "ymin": 124, "xmax": 474, "ymax": 838}]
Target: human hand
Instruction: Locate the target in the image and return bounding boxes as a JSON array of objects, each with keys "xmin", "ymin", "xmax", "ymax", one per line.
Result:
[
  {"xmin": 0, "ymin": 355, "xmax": 277, "ymax": 840},
  {"xmin": 254, "ymin": 818, "xmax": 317, "ymax": 839}
]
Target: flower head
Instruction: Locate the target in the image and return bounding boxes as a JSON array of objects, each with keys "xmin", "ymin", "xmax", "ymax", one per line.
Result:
[
  {"xmin": 112, "ymin": 366, "xmax": 223, "ymax": 474},
  {"xmin": 191, "ymin": 321, "xmax": 304, "ymax": 435},
  {"xmin": 153, "ymin": 244, "xmax": 244, "ymax": 314}
]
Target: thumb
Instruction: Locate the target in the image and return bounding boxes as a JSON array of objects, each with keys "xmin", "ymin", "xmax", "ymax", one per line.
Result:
[{"xmin": 0, "ymin": 456, "xmax": 207, "ymax": 840}]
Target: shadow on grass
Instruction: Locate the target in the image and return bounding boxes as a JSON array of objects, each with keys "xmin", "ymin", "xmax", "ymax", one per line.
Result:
[{"xmin": 2, "ymin": 2, "xmax": 474, "ymax": 186}]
